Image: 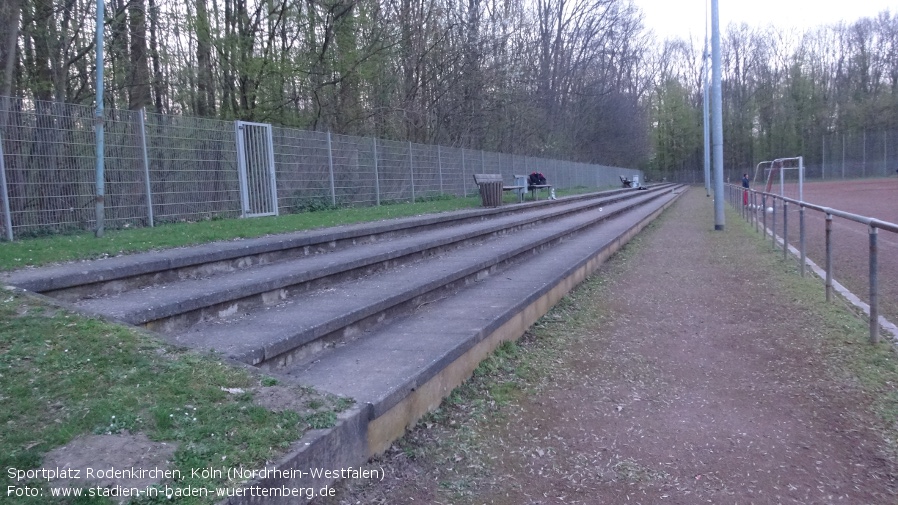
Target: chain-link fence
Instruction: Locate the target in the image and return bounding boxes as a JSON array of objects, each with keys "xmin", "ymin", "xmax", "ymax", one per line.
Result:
[
  {"xmin": 0, "ymin": 96, "xmax": 641, "ymax": 240},
  {"xmin": 664, "ymin": 129, "xmax": 898, "ymax": 186},
  {"xmin": 818, "ymin": 130, "xmax": 898, "ymax": 180}
]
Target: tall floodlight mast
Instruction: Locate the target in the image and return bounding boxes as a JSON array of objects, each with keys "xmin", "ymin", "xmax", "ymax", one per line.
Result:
[
  {"xmin": 702, "ymin": 7, "xmax": 711, "ymax": 197},
  {"xmin": 711, "ymin": 0, "xmax": 725, "ymax": 230}
]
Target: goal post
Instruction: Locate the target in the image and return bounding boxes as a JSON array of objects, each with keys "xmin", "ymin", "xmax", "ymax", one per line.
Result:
[{"xmin": 761, "ymin": 156, "xmax": 804, "ymax": 202}]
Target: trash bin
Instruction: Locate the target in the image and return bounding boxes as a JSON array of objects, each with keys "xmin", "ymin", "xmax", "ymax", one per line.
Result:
[{"xmin": 479, "ymin": 181, "xmax": 503, "ymax": 207}]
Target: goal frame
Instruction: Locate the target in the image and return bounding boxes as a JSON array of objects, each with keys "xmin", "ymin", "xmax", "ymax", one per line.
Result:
[{"xmin": 755, "ymin": 156, "xmax": 804, "ymax": 201}]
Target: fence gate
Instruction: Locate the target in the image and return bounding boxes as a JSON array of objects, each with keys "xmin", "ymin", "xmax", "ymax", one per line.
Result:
[{"xmin": 235, "ymin": 121, "xmax": 278, "ymax": 217}]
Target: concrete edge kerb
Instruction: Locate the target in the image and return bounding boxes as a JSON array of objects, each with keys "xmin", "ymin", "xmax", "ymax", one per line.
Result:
[{"xmin": 762, "ymin": 224, "xmax": 898, "ymax": 342}]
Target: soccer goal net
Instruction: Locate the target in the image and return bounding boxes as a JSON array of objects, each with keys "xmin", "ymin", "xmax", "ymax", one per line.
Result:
[{"xmin": 754, "ymin": 156, "xmax": 805, "ymax": 202}]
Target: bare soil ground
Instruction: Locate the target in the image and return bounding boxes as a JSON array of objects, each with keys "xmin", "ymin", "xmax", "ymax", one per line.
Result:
[{"xmin": 320, "ymin": 188, "xmax": 898, "ymax": 504}]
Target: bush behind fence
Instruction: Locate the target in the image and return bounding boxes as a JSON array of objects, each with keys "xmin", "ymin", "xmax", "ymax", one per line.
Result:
[{"xmin": 0, "ymin": 96, "xmax": 641, "ymax": 240}]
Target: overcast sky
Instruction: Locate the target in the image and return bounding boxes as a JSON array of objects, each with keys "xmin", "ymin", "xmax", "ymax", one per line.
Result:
[{"xmin": 632, "ymin": 0, "xmax": 895, "ymax": 42}]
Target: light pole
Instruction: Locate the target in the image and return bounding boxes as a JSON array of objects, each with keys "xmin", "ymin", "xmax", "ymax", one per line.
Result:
[{"xmin": 711, "ymin": 0, "xmax": 725, "ymax": 230}]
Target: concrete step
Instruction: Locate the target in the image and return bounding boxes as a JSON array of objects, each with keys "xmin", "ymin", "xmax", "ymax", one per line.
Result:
[
  {"xmin": 66, "ymin": 187, "xmax": 673, "ymax": 332},
  {"xmin": 3, "ymin": 180, "xmax": 687, "ymax": 500},
  {"xmin": 2, "ymin": 188, "xmax": 640, "ymax": 299},
  {"xmin": 273, "ymin": 188, "xmax": 684, "ymax": 456},
  {"xmin": 167, "ymin": 188, "xmax": 671, "ymax": 367}
]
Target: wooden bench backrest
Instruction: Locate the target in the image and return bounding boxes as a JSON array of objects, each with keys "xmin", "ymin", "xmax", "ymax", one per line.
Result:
[{"xmin": 472, "ymin": 173, "xmax": 503, "ymax": 184}]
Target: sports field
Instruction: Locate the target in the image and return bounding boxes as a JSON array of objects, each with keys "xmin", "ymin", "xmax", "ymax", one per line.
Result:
[{"xmin": 769, "ymin": 177, "xmax": 898, "ymax": 329}]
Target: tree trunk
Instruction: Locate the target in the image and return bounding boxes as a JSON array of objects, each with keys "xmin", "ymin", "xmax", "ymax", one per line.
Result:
[
  {"xmin": 147, "ymin": 0, "xmax": 165, "ymax": 113},
  {"xmin": 195, "ymin": 0, "xmax": 216, "ymax": 116},
  {"xmin": 128, "ymin": 0, "xmax": 152, "ymax": 110}
]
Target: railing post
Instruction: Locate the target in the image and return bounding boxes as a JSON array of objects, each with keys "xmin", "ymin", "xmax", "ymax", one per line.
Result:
[
  {"xmin": 372, "ymin": 137, "xmax": 380, "ymax": 206},
  {"xmin": 138, "ymin": 108, "xmax": 154, "ymax": 227},
  {"xmin": 327, "ymin": 131, "xmax": 336, "ymax": 206},
  {"xmin": 782, "ymin": 200, "xmax": 789, "ymax": 261},
  {"xmin": 799, "ymin": 205, "xmax": 806, "ymax": 277},
  {"xmin": 825, "ymin": 213, "xmax": 833, "ymax": 302},
  {"xmin": 752, "ymin": 191, "xmax": 757, "ymax": 232},
  {"xmin": 771, "ymin": 198, "xmax": 777, "ymax": 250},
  {"xmin": 762, "ymin": 195, "xmax": 767, "ymax": 239},
  {"xmin": 869, "ymin": 226, "xmax": 879, "ymax": 344},
  {"xmin": 0, "ymin": 129, "xmax": 13, "ymax": 241}
]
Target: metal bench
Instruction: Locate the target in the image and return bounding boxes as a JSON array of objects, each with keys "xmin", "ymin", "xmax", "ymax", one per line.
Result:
[
  {"xmin": 620, "ymin": 175, "xmax": 633, "ymax": 188},
  {"xmin": 520, "ymin": 174, "xmax": 553, "ymax": 201}
]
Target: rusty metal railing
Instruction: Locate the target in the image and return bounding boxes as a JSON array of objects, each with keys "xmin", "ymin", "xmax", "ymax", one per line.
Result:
[{"xmin": 726, "ymin": 183, "xmax": 898, "ymax": 344}]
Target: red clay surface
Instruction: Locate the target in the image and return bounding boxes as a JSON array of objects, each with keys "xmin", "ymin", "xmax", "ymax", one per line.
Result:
[{"xmin": 755, "ymin": 177, "xmax": 898, "ymax": 328}]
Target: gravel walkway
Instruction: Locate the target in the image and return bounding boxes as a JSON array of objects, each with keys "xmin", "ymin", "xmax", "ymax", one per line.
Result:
[{"xmin": 324, "ymin": 188, "xmax": 898, "ymax": 504}]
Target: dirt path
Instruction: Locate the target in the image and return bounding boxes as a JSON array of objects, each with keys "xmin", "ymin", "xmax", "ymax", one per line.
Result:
[{"xmin": 323, "ymin": 188, "xmax": 898, "ymax": 504}]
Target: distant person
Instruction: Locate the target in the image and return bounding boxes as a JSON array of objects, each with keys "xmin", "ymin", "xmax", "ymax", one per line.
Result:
[{"xmin": 741, "ymin": 173, "xmax": 750, "ymax": 206}]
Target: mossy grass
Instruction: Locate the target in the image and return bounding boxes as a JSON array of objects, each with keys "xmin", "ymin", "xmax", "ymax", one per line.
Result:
[
  {"xmin": 0, "ymin": 292, "xmax": 352, "ymax": 504},
  {"xmin": 724, "ymin": 205, "xmax": 898, "ymax": 446}
]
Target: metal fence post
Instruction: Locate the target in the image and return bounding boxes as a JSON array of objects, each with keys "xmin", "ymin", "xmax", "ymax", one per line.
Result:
[
  {"xmin": 461, "ymin": 149, "xmax": 467, "ymax": 197},
  {"xmin": 0, "ymin": 130, "xmax": 12, "ymax": 241},
  {"xmin": 437, "ymin": 145, "xmax": 443, "ymax": 195},
  {"xmin": 95, "ymin": 0, "xmax": 106, "ymax": 238},
  {"xmin": 825, "ymin": 213, "xmax": 833, "ymax": 302},
  {"xmin": 372, "ymin": 137, "xmax": 380, "ymax": 206},
  {"xmin": 327, "ymin": 131, "xmax": 336, "ymax": 206},
  {"xmin": 408, "ymin": 141, "xmax": 415, "ymax": 202},
  {"xmin": 138, "ymin": 108, "xmax": 154, "ymax": 227},
  {"xmin": 842, "ymin": 134, "xmax": 846, "ymax": 179},
  {"xmin": 799, "ymin": 205, "xmax": 806, "ymax": 277},
  {"xmin": 869, "ymin": 226, "xmax": 879, "ymax": 344},
  {"xmin": 862, "ymin": 131, "xmax": 866, "ymax": 177}
]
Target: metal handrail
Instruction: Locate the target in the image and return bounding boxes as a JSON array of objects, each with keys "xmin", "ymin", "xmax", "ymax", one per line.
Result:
[{"xmin": 726, "ymin": 183, "xmax": 896, "ymax": 344}]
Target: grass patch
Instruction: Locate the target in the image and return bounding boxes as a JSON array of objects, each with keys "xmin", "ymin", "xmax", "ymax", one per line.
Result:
[
  {"xmin": 725, "ymin": 205, "xmax": 898, "ymax": 449},
  {"xmin": 0, "ymin": 291, "xmax": 351, "ymax": 504},
  {"xmin": 0, "ymin": 196, "xmax": 486, "ymax": 271},
  {"xmin": 0, "ymin": 187, "xmax": 617, "ymax": 272}
]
